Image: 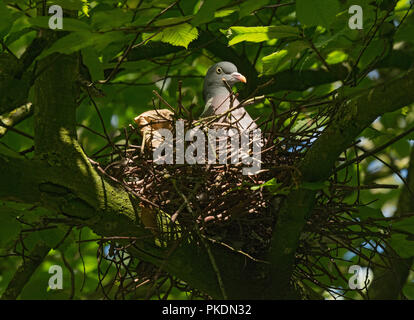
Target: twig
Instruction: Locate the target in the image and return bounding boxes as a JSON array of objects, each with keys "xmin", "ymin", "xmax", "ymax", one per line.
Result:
[
  {"xmin": 334, "ymin": 125, "xmax": 414, "ymax": 173},
  {"xmin": 61, "ymin": 252, "xmax": 75, "ymax": 299},
  {"xmin": 172, "ymin": 180, "xmax": 228, "ymax": 299}
]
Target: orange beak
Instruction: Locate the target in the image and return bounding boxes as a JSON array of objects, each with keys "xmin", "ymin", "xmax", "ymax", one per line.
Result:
[{"xmin": 231, "ymin": 72, "xmax": 247, "ymax": 83}]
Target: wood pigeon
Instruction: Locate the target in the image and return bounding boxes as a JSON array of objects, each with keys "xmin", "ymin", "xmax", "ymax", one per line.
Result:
[{"xmin": 200, "ymin": 61, "xmax": 257, "ymax": 131}]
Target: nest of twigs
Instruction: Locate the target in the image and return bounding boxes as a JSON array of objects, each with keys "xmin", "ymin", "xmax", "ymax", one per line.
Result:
[{"xmin": 89, "ymin": 90, "xmax": 399, "ymax": 300}]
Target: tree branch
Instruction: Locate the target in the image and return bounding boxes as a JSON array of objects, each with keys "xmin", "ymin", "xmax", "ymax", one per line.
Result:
[
  {"xmin": 266, "ymin": 68, "xmax": 414, "ymax": 298},
  {"xmin": 367, "ymin": 146, "xmax": 414, "ymax": 299},
  {"xmin": 0, "ymin": 42, "xmax": 266, "ymax": 297},
  {"xmin": 0, "ymin": 151, "xmax": 267, "ymax": 299},
  {"xmin": 33, "ymin": 52, "xmax": 79, "ymax": 157},
  {"xmin": 128, "ymin": 30, "xmax": 414, "ymax": 96},
  {"xmin": 0, "ymin": 53, "xmax": 31, "ymax": 115},
  {"xmin": 0, "ymin": 103, "xmax": 33, "ymax": 138},
  {"xmin": 0, "ymin": 241, "xmax": 51, "ymax": 300}
]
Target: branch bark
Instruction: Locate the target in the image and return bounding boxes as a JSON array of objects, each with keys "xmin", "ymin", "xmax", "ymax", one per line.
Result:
[
  {"xmin": 0, "ymin": 241, "xmax": 51, "ymax": 300},
  {"xmin": 0, "ymin": 103, "xmax": 33, "ymax": 138},
  {"xmin": 367, "ymin": 146, "xmax": 414, "ymax": 299},
  {"xmin": 0, "ymin": 151, "xmax": 267, "ymax": 299},
  {"xmin": 2, "ymin": 26, "xmax": 414, "ymax": 299},
  {"xmin": 266, "ymin": 68, "xmax": 414, "ymax": 298},
  {"xmin": 0, "ymin": 48, "xmax": 265, "ymax": 298}
]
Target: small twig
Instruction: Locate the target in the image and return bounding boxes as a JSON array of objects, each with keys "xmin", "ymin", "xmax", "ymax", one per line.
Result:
[
  {"xmin": 333, "ymin": 183, "xmax": 399, "ymax": 190},
  {"xmin": 61, "ymin": 252, "xmax": 75, "ymax": 299},
  {"xmin": 99, "ymin": 1, "xmax": 179, "ymax": 84},
  {"xmin": 334, "ymin": 125, "xmax": 414, "ymax": 173},
  {"xmin": 86, "ymin": 90, "xmax": 122, "ymax": 156},
  {"xmin": 0, "ymin": 119, "xmax": 34, "ymax": 140},
  {"xmin": 172, "ymin": 180, "xmax": 228, "ymax": 299},
  {"xmin": 152, "ymin": 90, "xmax": 176, "ymax": 113}
]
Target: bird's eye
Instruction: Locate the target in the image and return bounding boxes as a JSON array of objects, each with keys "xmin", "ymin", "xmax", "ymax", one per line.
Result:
[{"xmin": 216, "ymin": 67, "xmax": 222, "ymax": 74}]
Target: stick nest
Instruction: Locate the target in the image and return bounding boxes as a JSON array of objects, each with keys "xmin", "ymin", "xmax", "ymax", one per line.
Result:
[{"xmin": 90, "ymin": 91, "xmax": 400, "ymax": 300}]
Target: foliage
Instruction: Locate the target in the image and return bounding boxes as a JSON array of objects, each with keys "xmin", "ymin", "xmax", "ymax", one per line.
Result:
[{"xmin": 0, "ymin": 0, "xmax": 414, "ymax": 300}]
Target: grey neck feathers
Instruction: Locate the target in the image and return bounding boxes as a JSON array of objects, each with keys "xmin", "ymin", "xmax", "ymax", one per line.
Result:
[{"xmin": 203, "ymin": 85, "xmax": 232, "ymax": 103}]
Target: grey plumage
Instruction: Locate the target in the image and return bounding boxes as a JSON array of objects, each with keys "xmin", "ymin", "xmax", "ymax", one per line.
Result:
[{"xmin": 200, "ymin": 61, "xmax": 257, "ymax": 131}]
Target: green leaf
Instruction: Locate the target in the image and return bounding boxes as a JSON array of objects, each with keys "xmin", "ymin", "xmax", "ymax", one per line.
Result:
[
  {"xmin": 392, "ymin": 216, "xmax": 414, "ymax": 233},
  {"xmin": 251, "ymin": 178, "xmax": 288, "ymax": 194},
  {"xmin": 325, "ymin": 50, "xmax": 348, "ymax": 64},
  {"xmin": 239, "ymin": 0, "xmax": 270, "ymax": 18},
  {"xmin": 361, "ymin": 127, "xmax": 387, "ymax": 141},
  {"xmin": 38, "ymin": 228, "xmax": 65, "ymax": 248},
  {"xmin": 296, "ymin": 0, "xmax": 340, "ymax": 27},
  {"xmin": 403, "ymin": 282, "xmax": 414, "ymax": 299},
  {"xmin": 228, "ymin": 25, "xmax": 298, "ymax": 46},
  {"xmin": 81, "ymin": 0, "xmax": 89, "ymax": 17},
  {"xmin": 396, "ymin": 22, "xmax": 414, "ymax": 45},
  {"xmin": 91, "ymin": 9, "xmax": 133, "ymax": 31},
  {"xmin": 0, "ymin": 206, "xmax": 20, "ymax": 246},
  {"xmin": 37, "ymin": 226, "xmax": 73, "ymax": 251},
  {"xmin": 262, "ymin": 40, "xmax": 309, "ymax": 74},
  {"xmin": 28, "ymin": 17, "xmax": 91, "ymax": 32},
  {"xmin": 0, "ymin": 1, "xmax": 13, "ymax": 37},
  {"xmin": 52, "ymin": 0, "xmax": 83, "ymax": 10},
  {"xmin": 389, "ymin": 233, "xmax": 414, "ymax": 258},
  {"xmin": 192, "ymin": 0, "xmax": 231, "ymax": 26},
  {"xmin": 153, "ymin": 16, "xmax": 193, "ymax": 27},
  {"xmin": 262, "ymin": 50, "xmax": 289, "ymax": 73},
  {"xmin": 38, "ymin": 31, "xmax": 125, "ymax": 59},
  {"xmin": 215, "ymin": 8, "xmax": 236, "ymax": 18},
  {"xmin": 301, "ymin": 180, "xmax": 329, "ymax": 190},
  {"xmin": 81, "ymin": 47, "xmax": 104, "ymax": 81},
  {"xmin": 143, "ymin": 23, "xmax": 198, "ymax": 49},
  {"xmin": 358, "ymin": 40, "xmax": 386, "ymax": 69},
  {"xmin": 357, "ymin": 206, "xmax": 384, "ymax": 220},
  {"xmin": 0, "ymin": 143, "xmax": 22, "ymax": 158}
]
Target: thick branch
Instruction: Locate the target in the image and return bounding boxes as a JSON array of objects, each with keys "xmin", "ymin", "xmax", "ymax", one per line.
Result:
[
  {"xmin": 0, "ymin": 36, "xmax": 51, "ymax": 115},
  {"xmin": 0, "ymin": 241, "xmax": 51, "ymax": 300},
  {"xmin": 266, "ymin": 68, "xmax": 414, "ymax": 298},
  {"xmin": 2, "ymin": 47, "xmax": 264, "ymax": 298},
  {"xmin": 33, "ymin": 53, "xmax": 79, "ymax": 157},
  {"xmin": 301, "ymin": 69, "xmax": 414, "ymax": 182},
  {"xmin": 367, "ymin": 147, "xmax": 414, "ymax": 299},
  {"xmin": 0, "ymin": 152, "xmax": 266, "ymax": 299},
  {"xmin": 0, "ymin": 53, "xmax": 31, "ymax": 115},
  {"xmin": 128, "ymin": 32, "xmax": 414, "ymax": 96},
  {"xmin": 0, "ymin": 103, "xmax": 33, "ymax": 138}
]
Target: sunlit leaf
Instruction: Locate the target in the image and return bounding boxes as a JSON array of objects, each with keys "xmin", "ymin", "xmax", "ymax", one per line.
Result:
[
  {"xmin": 0, "ymin": 1, "xmax": 13, "ymax": 37},
  {"xmin": 228, "ymin": 25, "xmax": 298, "ymax": 46},
  {"xmin": 301, "ymin": 181, "xmax": 330, "ymax": 190},
  {"xmin": 28, "ymin": 17, "xmax": 91, "ymax": 32},
  {"xmin": 262, "ymin": 41, "xmax": 309, "ymax": 74},
  {"xmin": 143, "ymin": 23, "xmax": 198, "ymax": 49},
  {"xmin": 357, "ymin": 206, "xmax": 384, "ymax": 220},
  {"xmin": 38, "ymin": 31, "xmax": 127, "ymax": 59},
  {"xmin": 389, "ymin": 233, "xmax": 414, "ymax": 258},
  {"xmin": 296, "ymin": 0, "xmax": 340, "ymax": 27},
  {"xmin": 53, "ymin": 0, "xmax": 84, "ymax": 10},
  {"xmin": 153, "ymin": 16, "xmax": 193, "ymax": 27},
  {"xmin": 238, "ymin": 0, "xmax": 270, "ymax": 18},
  {"xmin": 192, "ymin": 0, "xmax": 231, "ymax": 26}
]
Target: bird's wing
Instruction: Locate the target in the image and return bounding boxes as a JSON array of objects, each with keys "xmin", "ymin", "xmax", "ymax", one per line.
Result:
[
  {"xmin": 229, "ymin": 101, "xmax": 257, "ymax": 131},
  {"xmin": 201, "ymin": 94, "xmax": 257, "ymax": 131},
  {"xmin": 200, "ymin": 97, "xmax": 215, "ymax": 117},
  {"xmin": 201, "ymin": 94, "xmax": 231, "ymax": 118}
]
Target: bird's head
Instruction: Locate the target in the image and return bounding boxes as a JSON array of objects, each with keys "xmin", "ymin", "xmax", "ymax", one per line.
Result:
[{"xmin": 203, "ymin": 61, "xmax": 246, "ymax": 101}]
